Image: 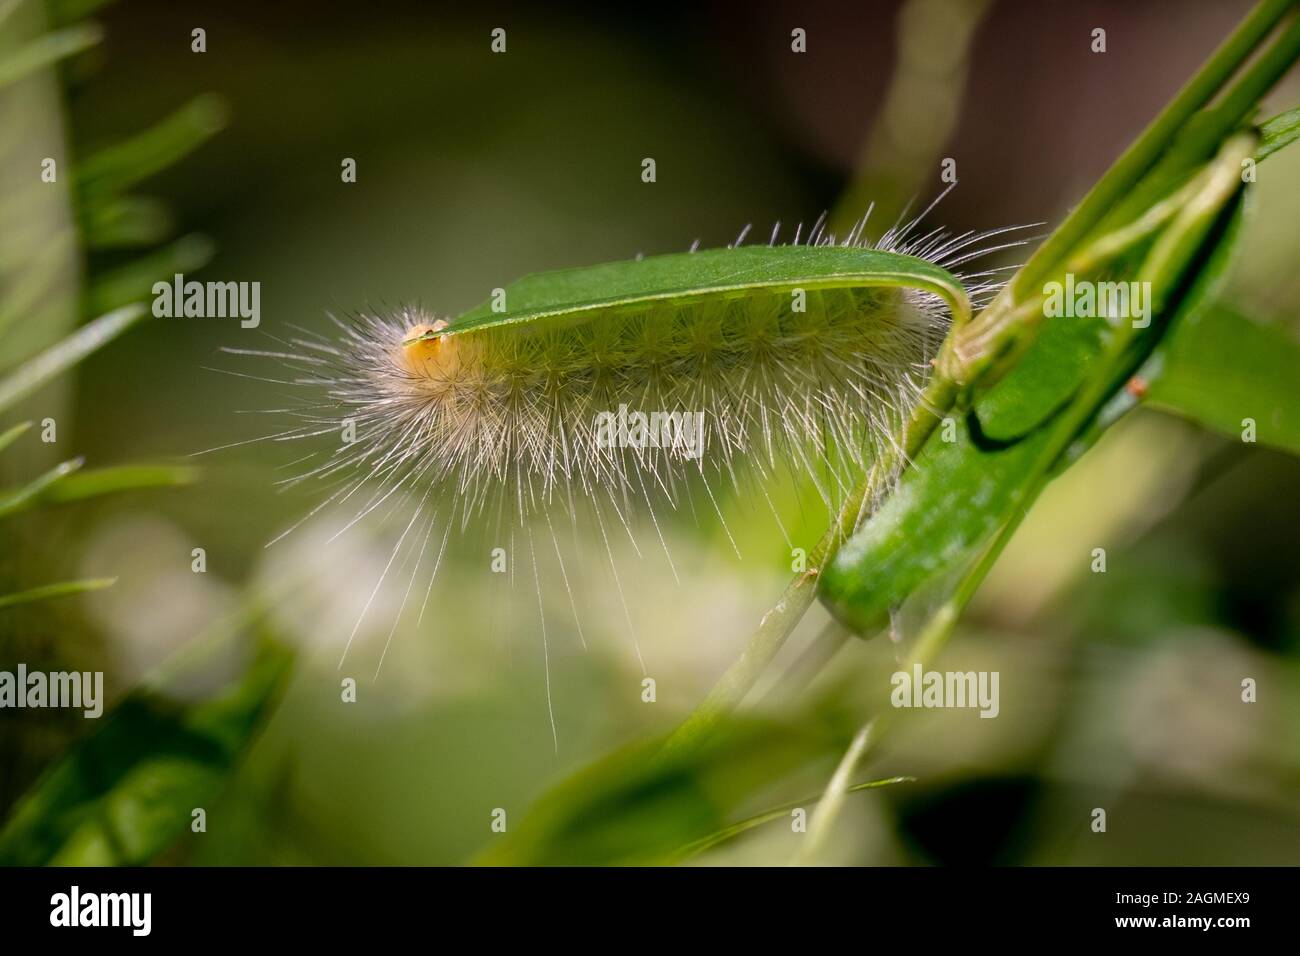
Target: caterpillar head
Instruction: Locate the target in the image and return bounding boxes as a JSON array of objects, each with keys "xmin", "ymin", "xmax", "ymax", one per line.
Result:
[{"xmin": 400, "ymin": 318, "xmax": 461, "ymax": 378}]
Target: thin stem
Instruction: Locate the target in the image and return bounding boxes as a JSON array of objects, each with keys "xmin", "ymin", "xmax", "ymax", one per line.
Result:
[
  {"xmin": 949, "ymin": 0, "xmax": 1298, "ymax": 383},
  {"xmin": 661, "ymin": 0, "xmax": 1293, "ymax": 759},
  {"xmin": 661, "ymin": 373, "xmax": 958, "ymax": 755},
  {"xmin": 796, "ymin": 510, "xmax": 1022, "ymax": 863},
  {"xmin": 759, "ymin": 618, "xmax": 852, "ymax": 706},
  {"xmin": 658, "ymin": 470, "xmax": 871, "ymax": 755},
  {"xmin": 675, "ymin": 774, "xmax": 915, "ymax": 861},
  {"xmin": 796, "ymin": 134, "xmax": 1255, "ymax": 861},
  {"xmin": 797, "ymin": 718, "xmax": 877, "ymax": 862},
  {"xmin": 828, "ymin": 0, "xmax": 994, "ymax": 234},
  {"xmin": 1010, "ymin": 0, "xmax": 1295, "ymax": 301}
]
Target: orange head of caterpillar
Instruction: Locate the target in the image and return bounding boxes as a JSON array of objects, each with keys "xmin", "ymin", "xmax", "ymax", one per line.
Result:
[{"xmin": 400, "ymin": 318, "xmax": 462, "ymax": 378}]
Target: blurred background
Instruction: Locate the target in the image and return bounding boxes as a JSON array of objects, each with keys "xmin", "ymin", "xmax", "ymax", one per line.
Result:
[{"xmin": 2, "ymin": 0, "xmax": 1299, "ymax": 865}]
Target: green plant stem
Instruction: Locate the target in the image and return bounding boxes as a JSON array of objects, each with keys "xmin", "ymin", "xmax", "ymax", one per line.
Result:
[
  {"xmin": 798, "ymin": 135, "xmax": 1254, "ymax": 861},
  {"xmin": 661, "ymin": 0, "xmax": 1293, "ymax": 758},
  {"xmin": 798, "ymin": 487, "xmax": 1044, "ymax": 863},
  {"xmin": 797, "ymin": 718, "xmax": 878, "ymax": 862},
  {"xmin": 661, "ymin": 375, "xmax": 959, "ymax": 755},
  {"xmin": 675, "ymin": 774, "xmax": 915, "ymax": 861},
  {"xmin": 829, "ymin": 0, "xmax": 993, "ymax": 234},
  {"xmin": 658, "ymin": 479, "xmax": 868, "ymax": 756},
  {"xmin": 1011, "ymin": 0, "xmax": 1294, "ymax": 301},
  {"xmin": 759, "ymin": 618, "xmax": 852, "ymax": 705},
  {"xmin": 949, "ymin": 0, "xmax": 1298, "ymax": 384}
]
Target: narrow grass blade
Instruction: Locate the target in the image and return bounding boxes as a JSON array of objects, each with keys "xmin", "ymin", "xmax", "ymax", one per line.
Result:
[
  {"xmin": 678, "ymin": 774, "xmax": 915, "ymax": 862},
  {"xmin": 0, "ymin": 304, "xmax": 146, "ymax": 413},
  {"xmin": 76, "ymin": 94, "xmax": 228, "ymax": 200},
  {"xmin": 20, "ymin": 462, "xmax": 198, "ymax": 505},
  {"xmin": 0, "ymin": 21, "xmax": 100, "ymax": 90},
  {"xmin": 0, "ymin": 421, "xmax": 31, "ymax": 455},
  {"xmin": 0, "ymin": 577, "xmax": 115, "ymax": 610},
  {"xmin": 0, "ymin": 456, "xmax": 83, "ymax": 519}
]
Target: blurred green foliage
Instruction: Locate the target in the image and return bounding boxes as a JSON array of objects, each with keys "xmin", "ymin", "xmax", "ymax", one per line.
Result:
[{"xmin": 2, "ymin": 0, "xmax": 1299, "ymax": 867}]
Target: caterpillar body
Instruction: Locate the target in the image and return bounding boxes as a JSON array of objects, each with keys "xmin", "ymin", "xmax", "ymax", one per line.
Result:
[
  {"xmin": 223, "ymin": 212, "xmax": 1023, "ymax": 711},
  {"xmin": 335, "ymin": 248, "xmax": 960, "ymax": 530}
]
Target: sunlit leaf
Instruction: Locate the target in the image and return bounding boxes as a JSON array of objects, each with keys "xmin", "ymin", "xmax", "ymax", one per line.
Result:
[
  {"xmin": 441, "ymin": 245, "xmax": 971, "ymax": 338},
  {"xmin": 1145, "ymin": 306, "xmax": 1300, "ymax": 455}
]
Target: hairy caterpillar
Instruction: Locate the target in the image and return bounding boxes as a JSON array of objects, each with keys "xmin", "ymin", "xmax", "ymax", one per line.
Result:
[{"xmin": 218, "ymin": 206, "xmax": 1024, "ymax": 735}]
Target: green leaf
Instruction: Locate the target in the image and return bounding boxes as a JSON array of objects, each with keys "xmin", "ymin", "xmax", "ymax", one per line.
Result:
[
  {"xmin": 85, "ymin": 235, "xmax": 212, "ymax": 317},
  {"xmin": 974, "ymin": 114, "xmax": 1269, "ymax": 444},
  {"xmin": 821, "ymin": 154, "xmax": 1249, "ymax": 636},
  {"xmin": 973, "ymin": 313, "xmax": 1110, "ymax": 441},
  {"xmin": 1257, "ymin": 104, "xmax": 1300, "ymax": 161},
  {"xmin": 8, "ymin": 461, "xmax": 198, "ymax": 507},
  {"xmin": 0, "ymin": 423, "xmax": 194, "ymax": 517},
  {"xmin": 1145, "ymin": 306, "xmax": 1300, "ymax": 455},
  {"xmin": 0, "ymin": 304, "xmax": 147, "ymax": 414},
  {"xmin": 0, "ymin": 577, "xmax": 115, "ymax": 610},
  {"xmin": 76, "ymin": 95, "xmax": 228, "ymax": 201},
  {"xmin": 478, "ymin": 712, "xmax": 856, "ymax": 866},
  {"xmin": 80, "ymin": 194, "xmax": 174, "ymax": 249},
  {"xmin": 47, "ymin": 0, "xmax": 118, "ymax": 27},
  {"xmin": 820, "ymin": 413, "xmax": 1057, "ymax": 636},
  {"xmin": 0, "ymin": 632, "xmax": 293, "ymax": 866},
  {"xmin": 440, "ymin": 246, "xmax": 971, "ymax": 338}
]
